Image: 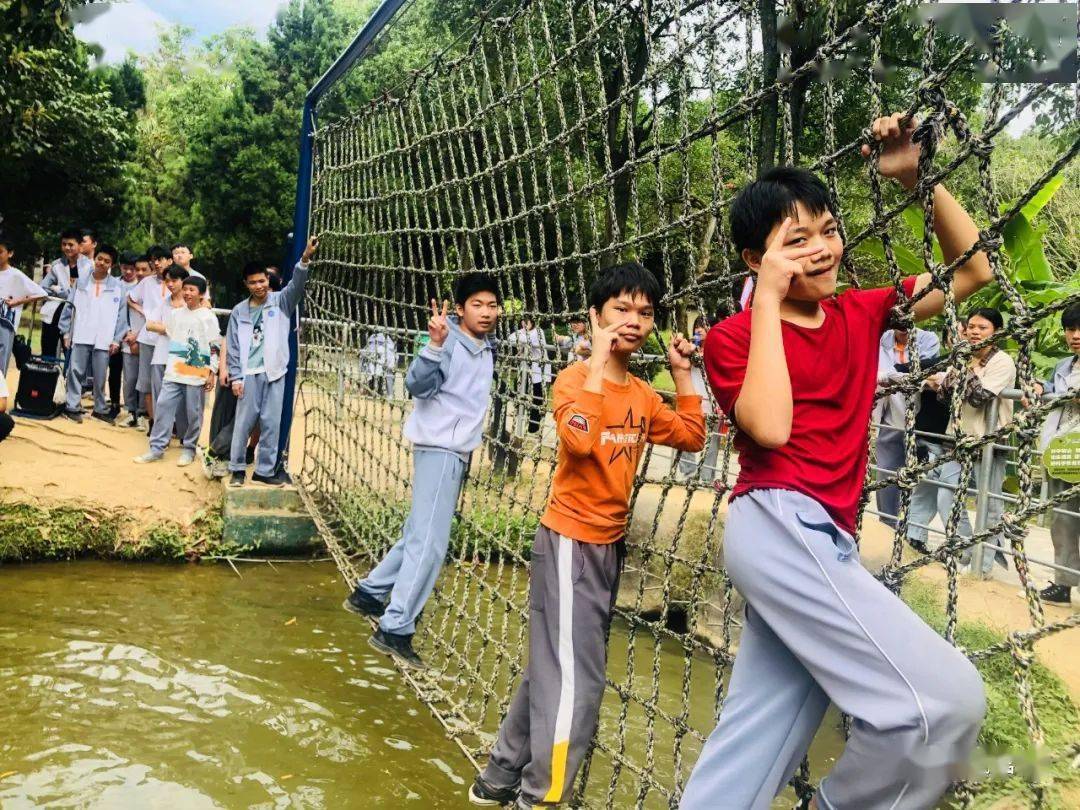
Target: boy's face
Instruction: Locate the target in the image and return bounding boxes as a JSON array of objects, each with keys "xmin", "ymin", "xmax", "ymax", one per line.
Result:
[
  {"xmin": 135, "ymin": 260, "xmax": 153, "ymax": 280},
  {"xmin": 61, "ymin": 238, "xmax": 79, "ymax": 261},
  {"xmin": 0, "ymin": 245, "xmax": 11, "ymax": 267},
  {"xmin": 570, "ymin": 319, "xmax": 586, "ymax": 335},
  {"xmin": 964, "ymin": 315, "xmax": 996, "ymax": 344},
  {"xmin": 1066, "ymin": 324, "xmax": 1080, "ymax": 356},
  {"xmin": 120, "ymin": 263, "xmax": 136, "ymax": 282},
  {"xmin": 244, "ymin": 272, "xmax": 270, "ymax": 300},
  {"xmin": 596, "ymin": 292, "xmax": 655, "ymax": 353},
  {"xmin": 172, "ymin": 246, "xmax": 192, "ymax": 266},
  {"xmin": 750, "ymin": 201, "xmax": 842, "ymax": 302},
  {"xmin": 165, "ymin": 275, "xmax": 184, "ymax": 294},
  {"xmin": 154, "ymin": 255, "xmax": 171, "ymax": 274},
  {"xmin": 94, "ymin": 252, "xmax": 113, "ymax": 275},
  {"xmin": 456, "ymin": 291, "xmax": 499, "ymax": 335},
  {"xmin": 182, "ymin": 283, "xmax": 202, "ymax": 307},
  {"xmin": 79, "ymin": 236, "xmax": 97, "ymax": 257}
]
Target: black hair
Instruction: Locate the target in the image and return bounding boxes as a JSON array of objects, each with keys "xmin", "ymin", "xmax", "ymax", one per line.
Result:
[
  {"xmin": 80, "ymin": 227, "xmax": 99, "ymax": 244},
  {"xmin": 0, "ymin": 232, "xmax": 14, "ymax": 252},
  {"xmin": 1061, "ymin": 303, "xmax": 1080, "ymax": 330},
  {"xmin": 119, "ymin": 250, "xmax": 139, "ymax": 265},
  {"xmin": 965, "ymin": 307, "xmax": 1004, "ymax": 331},
  {"xmin": 729, "ymin": 166, "xmax": 838, "ymax": 255},
  {"xmin": 692, "ymin": 315, "xmax": 710, "ymax": 331},
  {"xmin": 267, "ymin": 267, "xmax": 282, "ymax": 291},
  {"xmin": 164, "ymin": 265, "xmax": 189, "ymax": 281},
  {"xmin": 60, "ymin": 227, "xmax": 81, "ymax": 242},
  {"xmin": 569, "ymin": 314, "xmax": 586, "ymax": 323},
  {"xmin": 453, "ymin": 272, "xmax": 501, "ymax": 306},
  {"xmin": 95, "ymin": 243, "xmax": 119, "ymax": 266},
  {"xmin": 588, "ymin": 262, "xmax": 662, "ymax": 311},
  {"xmin": 171, "ymin": 242, "xmax": 191, "ymax": 253},
  {"xmin": 182, "ymin": 275, "xmax": 207, "ymax": 295},
  {"xmin": 146, "ymin": 245, "xmax": 170, "ymax": 261},
  {"xmin": 242, "ymin": 261, "xmax": 269, "ymax": 280}
]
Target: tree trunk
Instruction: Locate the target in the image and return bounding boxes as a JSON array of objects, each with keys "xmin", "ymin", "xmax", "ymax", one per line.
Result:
[{"xmin": 757, "ymin": 0, "xmax": 779, "ymax": 175}]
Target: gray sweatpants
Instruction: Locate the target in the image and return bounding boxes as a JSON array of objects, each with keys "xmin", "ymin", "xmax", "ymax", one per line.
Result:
[
  {"xmin": 907, "ymin": 440, "xmax": 974, "ymax": 549},
  {"xmin": 136, "ymin": 342, "xmax": 155, "ymax": 394},
  {"xmin": 229, "ymin": 372, "xmax": 285, "ymax": 477},
  {"xmin": 875, "ymin": 425, "xmax": 905, "ymax": 528},
  {"xmin": 0, "ymin": 328, "xmax": 13, "ymax": 378},
  {"xmin": 358, "ymin": 447, "xmax": 468, "ymax": 635},
  {"xmin": 148, "ymin": 380, "xmax": 205, "ymax": 453},
  {"xmin": 122, "ymin": 352, "xmax": 142, "ymax": 415},
  {"xmin": 678, "ymin": 432, "xmax": 722, "ymax": 482},
  {"xmin": 66, "ymin": 344, "xmax": 110, "ymax": 415},
  {"xmin": 680, "ymin": 489, "xmax": 985, "ymax": 810},
  {"xmin": 1047, "ymin": 476, "xmax": 1080, "ymax": 588},
  {"xmin": 481, "ymin": 526, "xmax": 625, "ymax": 805}
]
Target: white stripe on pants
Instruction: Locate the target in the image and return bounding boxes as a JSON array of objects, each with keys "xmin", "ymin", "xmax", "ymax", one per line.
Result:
[{"xmin": 680, "ymin": 489, "xmax": 985, "ymax": 810}]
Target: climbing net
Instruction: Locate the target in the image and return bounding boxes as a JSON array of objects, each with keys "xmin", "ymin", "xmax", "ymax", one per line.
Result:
[{"xmin": 297, "ymin": 0, "xmax": 1080, "ymax": 805}]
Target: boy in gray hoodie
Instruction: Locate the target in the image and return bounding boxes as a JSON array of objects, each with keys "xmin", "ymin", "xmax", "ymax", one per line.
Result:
[{"xmin": 345, "ymin": 273, "xmax": 501, "ymax": 669}]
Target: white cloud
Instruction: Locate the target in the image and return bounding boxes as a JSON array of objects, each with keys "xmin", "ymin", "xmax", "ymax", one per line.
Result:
[{"xmin": 75, "ymin": 1, "xmax": 172, "ymax": 64}]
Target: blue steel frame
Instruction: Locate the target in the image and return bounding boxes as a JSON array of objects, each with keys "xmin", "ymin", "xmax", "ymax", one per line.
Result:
[{"xmin": 277, "ymin": 0, "xmax": 411, "ymax": 473}]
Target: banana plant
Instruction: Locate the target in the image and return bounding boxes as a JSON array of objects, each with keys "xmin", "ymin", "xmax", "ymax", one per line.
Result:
[{"xmin": 857, "ymin": 174, "xmax": 1073, "ymax": 377}]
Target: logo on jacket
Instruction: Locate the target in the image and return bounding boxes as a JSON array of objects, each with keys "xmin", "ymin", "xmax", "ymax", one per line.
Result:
[
  {"xmin": 567, "ymin": 413, "xmax": 589, "ymax": 433},
  {"xmin": 601, "ymin": 407, "xmax": 647, "ymax": 463}
]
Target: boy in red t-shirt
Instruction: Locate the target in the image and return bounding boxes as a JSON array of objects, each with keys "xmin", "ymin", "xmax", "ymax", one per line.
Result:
[{"xmin": 681, "ymin": 114, "xmax": 994, "ymax": 809}]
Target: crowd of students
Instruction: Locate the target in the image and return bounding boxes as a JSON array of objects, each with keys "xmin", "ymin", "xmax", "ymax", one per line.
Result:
[{"xmin": 0, "ymin": 227, "xmax": 317, "ymax": 488}]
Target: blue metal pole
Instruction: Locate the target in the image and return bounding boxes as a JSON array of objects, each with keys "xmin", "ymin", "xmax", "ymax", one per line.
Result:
[{"xmin": 276, "ymin": 0, "xmax": 412, "ymax": 475}]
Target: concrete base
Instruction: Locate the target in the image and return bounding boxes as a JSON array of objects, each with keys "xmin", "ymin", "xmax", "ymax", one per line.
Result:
[{"xmin": 223, "ymin": 486, "xmax": 322, "ymax": 555}]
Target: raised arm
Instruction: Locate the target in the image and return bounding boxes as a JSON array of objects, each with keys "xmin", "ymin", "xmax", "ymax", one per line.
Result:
[{"xmin": 281, "ymin": 236, "xmax": 318, "ymax": 316}]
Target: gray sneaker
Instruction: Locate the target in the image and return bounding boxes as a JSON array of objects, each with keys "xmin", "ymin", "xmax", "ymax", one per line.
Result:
[
  {"xmin": 133, "ymin": 451, "xmax": 164, "ymax": 464},
  {"xmin": 177, "ymin": 448, "xmax": 196, "ymax": 467}
]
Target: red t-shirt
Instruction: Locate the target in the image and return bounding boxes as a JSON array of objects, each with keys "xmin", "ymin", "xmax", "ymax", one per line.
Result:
[{"xmin": 703, "ymin": 276, "xmax": 918, "ymax": 534}]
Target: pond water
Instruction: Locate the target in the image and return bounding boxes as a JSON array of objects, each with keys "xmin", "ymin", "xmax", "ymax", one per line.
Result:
[{"xmin": 0, "ymin": 561, "xmax": 473, "ymax": 809}]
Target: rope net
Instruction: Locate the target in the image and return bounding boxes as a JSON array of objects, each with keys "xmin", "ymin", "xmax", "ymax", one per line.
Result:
[{"xmin": 296, "ymin": 0, "xmax": 1079, "ymax": 804}]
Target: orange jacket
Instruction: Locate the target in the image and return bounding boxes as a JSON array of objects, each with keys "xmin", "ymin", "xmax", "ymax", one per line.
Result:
[{"xmin": 541, "ymin": 362, "xmax": 706, "ymax": 543}]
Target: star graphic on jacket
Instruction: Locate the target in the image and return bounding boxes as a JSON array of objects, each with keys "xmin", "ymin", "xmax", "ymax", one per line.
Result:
[{"xmin": 606, "ymin": 407, "xmax": 647, "ymax": 464}]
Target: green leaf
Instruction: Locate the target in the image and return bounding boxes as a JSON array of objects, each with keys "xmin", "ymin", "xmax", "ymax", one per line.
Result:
[
  {"xmin": 1001, "ymin": 211, "xmax": 1053, "ymax": 282},
  {"xmin": 997, "ymin": 173, "xmax": 1064, "ymax": 222},
  {"xmin": 856, "ymin": 237, "xmax": 925, "ymax": 277},
  {"xmin": 901, "ymin": 206, "xmax": 944, "ymax": 264}
]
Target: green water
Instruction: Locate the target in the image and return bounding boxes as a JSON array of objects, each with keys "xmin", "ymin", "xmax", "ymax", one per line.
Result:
[{"xmin": 0, "ymin": 561, "xmax": 473, "ymax": 809}]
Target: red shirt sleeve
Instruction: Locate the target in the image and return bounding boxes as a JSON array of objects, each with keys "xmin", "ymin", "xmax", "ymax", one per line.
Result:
[
  {"xmin": 702, "ymin": 314, "xmax": 751, "ymax": 422},
  {"xmin": 843, "ymin": 275, "xmax": 920, "ymax": 335}
]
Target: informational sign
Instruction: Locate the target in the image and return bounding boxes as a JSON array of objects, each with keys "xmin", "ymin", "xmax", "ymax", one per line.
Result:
[{"xmin": 1044, "ymin": 432, "xmax": 1080, "ymax": 484}]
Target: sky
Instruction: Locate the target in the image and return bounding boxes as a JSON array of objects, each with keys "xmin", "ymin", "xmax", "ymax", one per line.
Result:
[{"xmin": 75, "ymin": 0, "xmax": 291, "ymax": 63}]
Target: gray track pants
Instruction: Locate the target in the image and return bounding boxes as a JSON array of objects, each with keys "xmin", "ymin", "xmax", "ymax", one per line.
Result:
[
  {"xmin": 122, "ymin": 352, "xmax": 141, "ymax": 414},
  {"xmin": 229, "ymin": 372, "xmax": 285, "ymax": 477},
  {"xmin": 136, "ymin": 343, "xmax": 155, "ymax": 393},
  {"xmin": 66, "ymin": 344, "xmax": 110, "ymax": 415},
  {"xmin": 875, "ymin": 425, "xmax": 905, "ymax": 528},
  {"xmin": 907, "ymin": 440, "xmax": 974, "ymax": 549},
  {"xmin": 1047, "ymin": 476, "xmax": 1080, "ymax": 588},
  {"xmin": 359, "ymin": 447, "xmax": 467, "ymax": 635},
  {"xmin": 148, "ymin": 380, "xmax": 205, "ymax": 452},
  {"xmin": 680, "ymin": 489, "xmax": 985, "ymax": 810},
  {"xmin": 482, "ymin": 526, "xmax": 625, "ymax": 805},
  {"xmin": 0, "ymin": 328, "xmax": 13, "ymax": 378}
]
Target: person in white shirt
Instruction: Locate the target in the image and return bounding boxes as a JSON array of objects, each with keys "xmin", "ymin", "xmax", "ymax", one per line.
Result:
[
  {"xmin": 507, "ymin": 317, "xmax": 552, "ymax": 434},
  {"xmin": 59, "ymin": 245, "xmax": 127, "ymax": 423},
  {"xmin": 115, "ymin": 253, "xmax": 150, "ymax": 427},
  {"xmin": 127, "ymin": 245, "xmax": 173, "ymax": 426},
  {"xmin": 555, "ymin": 314, "xmax": 591, "ymax": 360},
  {"xmin": 40, "ymin": 228, "xmax": 93, "ymax": 359},
  {"xmin": 78, "ymin": 228, "xmax": 98, "ymax": 261},
  {"xmin": 0, "ymin": 233, "xmax": 47, "ymax": 377},
  {"xmin": 361, "ymin": 329, "xmax": 398, "ymax": 398},
  {"xmin": 145, "ymin": 266, "xmax": 191, "ymax": 433},
  {"xmin": 171, "ymin": 242, "xmax": 212, "ymax": 307},
  {"xmin": 134, "ymin": 275, "xmax": 221, "ymax": 466}
]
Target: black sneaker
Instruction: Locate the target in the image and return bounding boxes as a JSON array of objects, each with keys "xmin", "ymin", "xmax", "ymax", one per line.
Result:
[
  {"xmin": 63, "ymin": 409, "xmax": 84, "ymax": 423},
  {"xmin": 1038, "ymin": 584, "xmax": 1071, "ymax": 606},
  {"xmin": 228, "ymin": 471, "xmax": 245, "ymax": 488},
  {"xmin": 368, "ymin": 629, "xmax": 427, "ymax": 670},
  {"xmin": 468, "ymin": 776, "xmax": 519, "ymax": 806},
  {"xmin": 91, "ymin": 411, "xmax": 113, "ymax": 424},
  {"xmin": 108, "ymin": 405, "xmax": 121, "ymax": 419},
  {"xmin": 342, "ymin": 588, "xmax": 386, "ymax": 618},
  {"xmin": 252, "ymin": 471, "xmax": 286, "ymax": 488}
]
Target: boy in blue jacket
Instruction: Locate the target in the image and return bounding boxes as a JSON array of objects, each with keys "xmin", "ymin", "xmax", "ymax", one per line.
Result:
[
  {"xmin": 225, "ymin": 237, "xmax": 317, "ymax": 488},
  {"xmin": 345, "ymin": 273, "xmax": 501, "ymax": 669}
]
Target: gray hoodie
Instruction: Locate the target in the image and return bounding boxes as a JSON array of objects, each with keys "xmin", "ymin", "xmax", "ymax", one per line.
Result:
[{"xmin": 404, "ymin": 317, "xmax": 495, "ymax": 454}]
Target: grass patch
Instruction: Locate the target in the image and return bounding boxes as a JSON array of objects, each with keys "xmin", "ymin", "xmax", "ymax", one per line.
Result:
[
  {"xmin": 0, "ymin": 501, "xmax": 231, "ymax": 562},
  {"xmin": 903, "ymin": 579, "xmax": 1080, "ymax": 807}
]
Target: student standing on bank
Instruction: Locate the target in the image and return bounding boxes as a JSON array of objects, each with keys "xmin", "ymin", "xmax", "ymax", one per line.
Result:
[{"xmin": 40, "ymin": 228, "xmax": 93, "ymax": 360}]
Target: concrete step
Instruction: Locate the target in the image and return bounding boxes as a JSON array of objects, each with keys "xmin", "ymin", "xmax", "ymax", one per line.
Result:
[{"xmin": 223, "ymin": 486, "xmax": 322, "ymax": 554}]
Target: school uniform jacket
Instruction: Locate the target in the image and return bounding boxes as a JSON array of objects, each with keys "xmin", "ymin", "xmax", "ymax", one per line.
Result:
[
  {"xmin": 40, "ymin": 255, "xmax": 93, "ymax": 322},
  {"xmin": 226, "ymin": 261, "xmax": 309, "ymax": 384},
  {"xmin": 59, "ymin": 274, "xmax": 128, "ymax": 350},
  {"xmin": 1040, "ymin": 355, "xmax": 1079, "ymax": 450}
]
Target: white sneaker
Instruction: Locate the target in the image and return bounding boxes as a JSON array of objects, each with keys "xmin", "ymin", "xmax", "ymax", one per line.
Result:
[
  {"xmin": 134, "ymin": 451, "xmax": 164, "ymax": 464},
  {"xmin": 177, "ymin": 449, "xmax": 196, "ymax": 467},
  {"xmin": 136, "ymin": 415, "xmax": 150, "ymax": 432}
]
